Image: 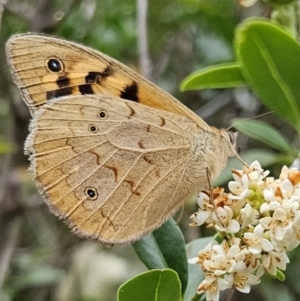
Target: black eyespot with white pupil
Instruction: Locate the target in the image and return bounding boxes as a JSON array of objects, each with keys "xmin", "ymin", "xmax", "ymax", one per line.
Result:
[
  {"xmin": 89, "ymin": 125, "xmax": 98, "ymax": 133},
  {"xmin": 85, "ymin": 187, "xmax": 98, "ymax": 200},
  {"xmin": 99, "ymin": 111, "xmax": 107, "ymax": 119},
  {"xmin": 47, "ymin": 58, "xmax": 63, "ymax": 72}
]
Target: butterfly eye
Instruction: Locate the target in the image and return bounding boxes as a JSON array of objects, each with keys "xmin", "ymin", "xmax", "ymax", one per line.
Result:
[
  {"xmin": 227, "ymin": 131, "xmax": 236, "ymax": 145},
  {"xmin": 85, "ymin": 187, "xmax": 98, "ymax": 200},
  {"xmin": 98, "ymin": 110, "xmax": 107, "ymax": 119},
  {"xmin": 47, "ymin": 58, "xmax": 64, "ymax": 72},
  {"xmin": 89, "ymin": 124, "xmax": 98, "ymax": 133},
  {"xmin": 226, "ymin": 131, "xmax": 240, "ymax": 154}
]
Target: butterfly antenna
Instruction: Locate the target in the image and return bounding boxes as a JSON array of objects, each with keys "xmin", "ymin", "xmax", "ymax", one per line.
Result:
[
  {"xmin": 226, "ymin": 111, "xmax": 274, "ymax": 131},
  {"xmin": 227, "ymin": 111, "xmax": 274, "ymax": 167}
]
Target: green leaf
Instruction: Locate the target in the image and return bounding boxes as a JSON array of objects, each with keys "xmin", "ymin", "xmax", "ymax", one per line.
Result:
[
  {"xmin": 180, "ymin": 62, "xmax": 246, "ymax": 91},
  {"xmin": 231, "ymin": 119, "xmax": 297, "ymax": 155},
  {"xmin": 117, "ymin": 269, "xmax": 181, "ymax": 301},
  {"xmin": 132, "ymin": 233, "xmax": 167, "ymax": 270},
  {"xmin": 185, "ymin": 237, "xmax": 214, "ymax": 301},
  {"xmin": 235, "ymin": 19, "xmax": 300, "ymax": 131},
  {"xmin": 132, "ymin": 218, "xmax": 188, "ymax": 294}
]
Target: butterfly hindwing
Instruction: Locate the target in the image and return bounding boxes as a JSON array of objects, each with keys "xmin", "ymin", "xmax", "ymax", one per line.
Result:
[{"xmin": 25, "ymin": 94, "xmax": 206, "ymax": 243}]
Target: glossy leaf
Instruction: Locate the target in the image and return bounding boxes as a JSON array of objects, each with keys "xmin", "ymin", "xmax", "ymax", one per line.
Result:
[
  {"xmin": 235, "ymin": 19, "xmax": 300, "ymax": 131},
  {"xmin": 132, "ymin": 218, "xmax": 188, "ymax": 294},
  {"xmin": 180, "ymin": 62, "xmax": 246, "ymax": 91},
  {"xmin": 132, "ymin": 234, "xmax": 167, "ymax": 270},
  {"xmin": 117, "ymin": 269, "xmax": 181, "ymax": 301},
  {"xmin": 232, "ymin": 119, "xmax": 297, "ymax": 155}
]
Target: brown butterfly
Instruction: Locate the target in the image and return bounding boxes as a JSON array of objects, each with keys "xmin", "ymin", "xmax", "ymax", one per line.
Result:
[{"xmin": 6, "ymin": 33, "xmax": 238, "ymax": 244}]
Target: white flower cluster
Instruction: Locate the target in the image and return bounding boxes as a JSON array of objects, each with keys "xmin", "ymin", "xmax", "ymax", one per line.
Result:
[{"xmin": 189, "ymin": 161, "xmax": 300, "ymax": 301}]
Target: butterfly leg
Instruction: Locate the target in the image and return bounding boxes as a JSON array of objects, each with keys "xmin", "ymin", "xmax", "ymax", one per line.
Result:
[
  {"xmin": 205, "ymin": 167, "xmax": 224, "ymax": 226},
  {"xmin": 205, "ymin": 167, "xmax": 214, "ymax": 208}
]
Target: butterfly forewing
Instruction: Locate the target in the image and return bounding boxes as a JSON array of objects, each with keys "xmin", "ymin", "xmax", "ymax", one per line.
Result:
[
  {"xmin": 6, "ymin": 33, "xmax": 210, "ymax": 130},
  {"xmin": 26, "ymin": 95, "xmax": 207, "ymax": 244}
]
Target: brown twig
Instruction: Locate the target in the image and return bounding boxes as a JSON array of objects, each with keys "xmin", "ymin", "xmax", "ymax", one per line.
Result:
[
  {"xmin": 137, "ymin": 0, "xmax": 152, "ymax": 80},
  {"xmin": 0, "ymin": 219, "xmax": 20, "ymax": 290}
]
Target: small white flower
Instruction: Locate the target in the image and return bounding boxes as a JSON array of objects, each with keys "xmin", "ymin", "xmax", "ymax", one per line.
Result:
[
  {"xmin": 280, "ymin": 179, "xmax": 294, "ymax": 199},
  {"xmin": 260, "ymin": 189, "xmax": 281, "ymax": 213},
  {"xmin": 197, "ymin": 273, "xmax": 231, "ymax": 301},
  {"xmin": 214, "ymin": 206, "xmax": 240, "ymax": 233},
  {"xmin": 240, "ymin": 203, "xmax": 259, "ymax": 228},
  {"xmin": 231, "ymin": 261, "xmax": 261, "ymax": 293},
  {"xmin": 260, "ymin": 208, "xmax": 293, "ymax": 241},
  {"xmin": 259, "ymin": 251, "xmax": 290, "ymax": 276},
  {"xmin": 284, "ymin": 231, "xmax": 300, "ymax": 251},
  {"xmin": 245, "ymin": 161, "xmax": 270, "ymax": 183},
  {"xmin": 243, "ymin": 225, "xmax": 273, "ymax": 254},
  {"xmin": 203, "ymin": 255, "xmax": 233, "ymax": 276},
  {"xmin": 279, "ymin": 166, "xmax": 293, "ymax": 181},
  {"xmin": 213, "ymin": 240, "xmax": 246, "ymax": 263},
  {"xmin": 188, "ymin": 241, "xmax": 217, "ymax": 265},
  {"xmin": 190, "ymin": 192, "xmax": 214, "ymax": 226},
  {"xmin": 228, "ymin": 180, "xmax": 249, "ymax": 197},
  {"xmin": 244, "ymin": 252, "xmax": 262, "ymax": 271}
]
